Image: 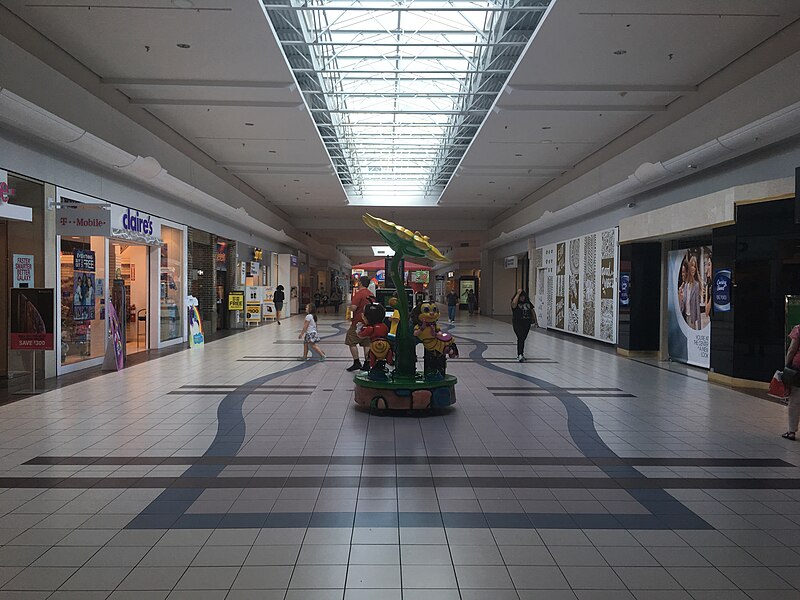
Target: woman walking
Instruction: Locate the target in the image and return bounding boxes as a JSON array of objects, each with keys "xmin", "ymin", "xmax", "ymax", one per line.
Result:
[
  {"xmin": 511, "ymin": 288, "xmax": 537, "ymax": 362},
  {"xmin": 273, "ymin": 285, "xmax": 285, "ymax": 325}
]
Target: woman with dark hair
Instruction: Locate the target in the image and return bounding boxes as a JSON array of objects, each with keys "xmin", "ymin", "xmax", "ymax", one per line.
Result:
[
  {"xmin": 273, "ymin": 285, "xmax": 285, "ymax": 325},
  {"xmin": 511, "ymin": 288, "xmax": 537, "ymax": 362}
]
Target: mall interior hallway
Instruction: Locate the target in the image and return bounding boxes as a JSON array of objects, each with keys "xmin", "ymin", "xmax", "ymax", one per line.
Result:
[{"xmin": 0, "ymin": 313, "xmax": 798, "ymax": 599}]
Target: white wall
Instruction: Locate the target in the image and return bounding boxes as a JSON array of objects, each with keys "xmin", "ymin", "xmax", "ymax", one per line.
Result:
[
  {"xmin": 0, "ymin": 126, "xmax": 296, "ymax": 254},
  {"xmin": 535, "ymin": 135, "xmax": 800, "ymax": 248}
]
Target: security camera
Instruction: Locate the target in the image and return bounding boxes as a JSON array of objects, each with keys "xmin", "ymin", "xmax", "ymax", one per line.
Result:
[{"xmin": 627, "ymin": 202, "xmax": 636, "ymax": 208}]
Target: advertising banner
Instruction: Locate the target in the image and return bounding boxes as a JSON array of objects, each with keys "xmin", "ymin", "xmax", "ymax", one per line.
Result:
[
  {"xmin": 713, "ymin": 269, "xmax": 732, "ymax": 313},
  {"xmin": 228, "ymin": 291, "xmax": 244, "ymax": 311},
  {"xmin": 619, "ymin": 272, "xmax": 630, "ymax": 307},
  {"xmin": 103, "ymin": 300, "xmax": 124, "ymax": 371},
  {"xmin": 72, "ymin": 273, "xmax": 96, "ymax": 321},
  {"xmin": 667, "ymin": 247, "xmax": 712, "ymax": 368},
  {"xmin": 12, "ymin": 254, "xmax": 34, "ymax": 288},
  {"xmin": 74, "ymin": 249, "xmax": 95, "ymax": 272},
  {"xmin": 246, "ymin": 302, "xmax": 262, "ymax": 323},
  {"xmin": 10, "ymin": 288, "xmax": 54, "ymax": 351}
]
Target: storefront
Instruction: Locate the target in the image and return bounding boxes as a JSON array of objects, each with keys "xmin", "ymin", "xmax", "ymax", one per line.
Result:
[
  {"xmin": 187, "ymin": 228, "xmax": 239, "ymax": 337},
  {"xmin": 56, "ymin": 188, "xmax": 186, "ymax": 374},
  {"xmin": 1, "ymin": 170, "xmax": 48, "ymax": 380},
  {"xmin": 617, "ymin": 177, "xmax": 796, "ymax": 386},
  {"xmin": 536, "ymin": 227, "xmax": 619, "ymax": 344}
]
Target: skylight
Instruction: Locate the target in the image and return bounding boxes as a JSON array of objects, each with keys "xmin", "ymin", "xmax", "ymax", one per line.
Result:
[{"xmin": 263, "ymin": 0, "xmax": 550, "ymax": 204}]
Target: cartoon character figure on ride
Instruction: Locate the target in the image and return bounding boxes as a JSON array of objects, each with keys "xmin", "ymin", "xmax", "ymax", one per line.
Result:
[
  {"xmin": 413, "ymin": 302, "xmax": 458, "ymax": 381},
  {"xmin": 358, "ymin": 302, "xmax": 394, "ymax": 381}
]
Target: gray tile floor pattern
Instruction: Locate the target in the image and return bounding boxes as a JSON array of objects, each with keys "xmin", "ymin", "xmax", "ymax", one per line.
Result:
[{"xmin": 0, "ymin": 314, "xmax": 798, "ymax": 598}]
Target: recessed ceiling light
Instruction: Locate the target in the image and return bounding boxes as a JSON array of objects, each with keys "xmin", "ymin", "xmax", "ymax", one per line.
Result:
[
  {"xmin": 293, "ymin": 179, "xmax": 300, "ymax": 182},
  {"xmin": 515, "ymin": 153, "xmax": 523, "ymax": 157},
  {"xmin": 269, "ymin": 150, "xmax": 277, "ymax": 154},
  {"xmin": 489, "ymin": 181, "xmax": 495, "ymax": 184},
  {"xmin": 176, "ymin": 43, "xmax": 191, "ymax": 49},
  {"xmin": 541, "ymin": 126, "xmax": 552, "ymax": 130},
  {"xmin": 613, "ymin": 49, "xmax": 627, "ymax": 55},
  {"xmin": 244, "ymin": 122, "xmax": 254, "ymax": 127}
]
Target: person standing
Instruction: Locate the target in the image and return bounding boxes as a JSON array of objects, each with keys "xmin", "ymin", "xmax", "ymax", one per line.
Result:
[
  {"xmin": 511, "ymin": 288, "xmax": 537, "ymax": 362},
  {"xmin": 345, "ymin": 275, "xmax": 373, "ymax": 371},
  {"xmin": 273, "ymin": 285, "xmax": 285, "ymax": 325},
  {"xmin": 446, "ymin": 289, "xmax": 458, "ymax": 323},
  {"xmin": 321, "ymin": 290, "xmax": 329, "ymax": 314},
  {"xmin": 466, "ymin": 289, "xmax": 477, "ymax": 316},
  {"xmin": 783, "ymin": 324, "xmax": 800, "ymax": 440},
  {"xmin": 330, "ymin": 286, "xmax": 342, "ymax": 314}
]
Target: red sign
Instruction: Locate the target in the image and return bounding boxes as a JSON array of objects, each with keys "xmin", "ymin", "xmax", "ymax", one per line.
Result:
[
  {"xmin": 9, "ymin": 289, "xmax": 55, "ymax": 351},
  {"xmin": 0, "ymin": 181, "xmax": 15, "ymax": 203}
]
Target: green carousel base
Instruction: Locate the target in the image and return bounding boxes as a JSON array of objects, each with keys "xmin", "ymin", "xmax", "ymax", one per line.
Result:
[{"xmin": 353, "ymin": 372, "xmax": 457, "ymax": 411}]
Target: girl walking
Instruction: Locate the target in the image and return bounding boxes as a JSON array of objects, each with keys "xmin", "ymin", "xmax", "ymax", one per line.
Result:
[{"xmin": 298, "ymin": 303, "xmax": 326, "ymax": 361}]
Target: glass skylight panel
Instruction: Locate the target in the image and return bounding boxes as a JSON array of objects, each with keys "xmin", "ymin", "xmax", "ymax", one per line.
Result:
[{"xmin": 263, "ymin": 0, "xmax": 550, "ymax": 203}]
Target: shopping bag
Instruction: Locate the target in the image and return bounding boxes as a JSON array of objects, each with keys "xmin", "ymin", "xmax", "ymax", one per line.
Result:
[{"xmin": 768, "ymin": 370, "xmax": 790, "ymax": 400}]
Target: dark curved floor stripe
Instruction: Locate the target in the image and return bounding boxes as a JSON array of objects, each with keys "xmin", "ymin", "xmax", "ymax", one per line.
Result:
[
  {"xmin": 126, "ymin": 320, "xmax": 347, "ymax": 529},
  {"xmin": 458, "ymin": 332, "xmax": 711, "ymax": 530}
]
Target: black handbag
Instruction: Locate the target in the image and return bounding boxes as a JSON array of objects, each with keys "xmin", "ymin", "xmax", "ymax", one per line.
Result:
[{"xmin": 784, "ymin": 365, "xmax": 800, "ymax": 387}]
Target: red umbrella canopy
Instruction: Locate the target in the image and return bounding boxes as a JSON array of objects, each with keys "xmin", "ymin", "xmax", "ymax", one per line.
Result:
[{"xmin": 352, "ymin": 259, "xmax": 431, "ymax": 271}]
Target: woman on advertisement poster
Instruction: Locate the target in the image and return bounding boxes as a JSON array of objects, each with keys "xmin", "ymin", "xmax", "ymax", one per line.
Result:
[{"xmin": 680, "ymin": 255, "xmax": 702, "ymax": 330}]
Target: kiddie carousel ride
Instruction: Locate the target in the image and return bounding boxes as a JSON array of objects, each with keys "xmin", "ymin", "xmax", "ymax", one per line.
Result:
[{"xmin": 353, "ymin": 214, "xmax": 458, "ymax": 411}]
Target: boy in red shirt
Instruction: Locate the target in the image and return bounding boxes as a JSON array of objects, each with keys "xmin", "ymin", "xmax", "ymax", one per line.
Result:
[{"xmin": 345, "ymin": 275, "xmax": 374, "ymax": 371}]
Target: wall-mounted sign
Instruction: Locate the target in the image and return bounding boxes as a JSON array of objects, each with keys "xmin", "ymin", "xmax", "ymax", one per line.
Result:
[
  {"xmin": 619, "ymin": 272, "xmax": 630, "ymax": 307},
  {"xmin": 240, "ymin": 261, "xmax": 246, "ymax": 285},
  {"xmin": 447, "ymin": 271, "xmax": 454, "ymax": 278},
  {"xmin": 250, "ymin": 261, "xmax": 260, "ymax": 277},
  {"xmin": 228, "ymin": 291, "xmax": 244, "ymax": 311},
  {"xmin": 0, "ymin": 170, "xmax": 14, "ymax": 203},
  {"xmin": 290, "ymin": 255, "xmax": 298, "ymax": 267},
  {"xmin": 413, "ymin": 270, "xmax": 429, "ymax": 283},
  {"xmin": 110, "ymin": 205, "xmax": 162, "ymax": 244},
  {"xmin": 73, "ymin": 249, "xmax": 96, "ymax": 272},
  {"xmin": 504, "ymin": 255, "xmax": 518, "ymax": 269},
  {"xmin": 253, "ymin": 247, "xmax": 263, "ymax": 261},
  {"xmin": 0, "ymin": 170, "xmax": 31, "ymax": 221},
  {"xmin": 12, "ymin": 254, "xmax": 34, "ymax": 288},
  {"xmin": 56, "ymin": 205, "xmax": 111, "ymax": 237},
  {"xmin": 10, "ymin": 288, "xmax": 54, "ymax": 351},
  {"xmin": 215, "ymin": 241, "xmax": 228, "ymax": 270},
  {"xmin": 713, "ymin": 269, "xmax": 732, "ymax": 313}
]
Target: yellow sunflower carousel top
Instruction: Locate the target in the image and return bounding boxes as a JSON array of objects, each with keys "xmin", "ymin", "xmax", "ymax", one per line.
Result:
[{"xmin": 362, "ymin": 214, "xmax": 448, "ymax": 263}]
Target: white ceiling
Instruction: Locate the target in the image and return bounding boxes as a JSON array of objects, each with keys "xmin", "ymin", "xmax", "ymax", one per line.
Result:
[
  {"xmin": 1, "ymin": 0, "xmax": 799, "ymax": 259},
  {"xmin": 438, "ymin": 0, "xmax": 800, "ymax": 210}
]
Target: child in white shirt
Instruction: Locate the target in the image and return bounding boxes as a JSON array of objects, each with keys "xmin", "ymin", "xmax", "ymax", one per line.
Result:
[{"xmin": 298, "ymin": 303, "xmax": 326, "ymax": 361}]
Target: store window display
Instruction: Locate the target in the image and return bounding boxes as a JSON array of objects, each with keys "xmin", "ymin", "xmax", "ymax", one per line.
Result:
[
  {"xmin": 160, "ymin": 225, "xmax": 183, "ymax": 341},
  {"xmin": 60, "ymin": 237, "xmax": 106, "ymax": 365}
]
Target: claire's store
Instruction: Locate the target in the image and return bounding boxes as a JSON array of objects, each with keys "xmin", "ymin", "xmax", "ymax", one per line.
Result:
[{"xmin": 56, "ymin": 188, "xmax": 186, "ymax": 374}]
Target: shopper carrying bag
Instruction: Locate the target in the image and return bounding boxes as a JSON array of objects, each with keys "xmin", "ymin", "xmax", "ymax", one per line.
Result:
[{"xmin": 781, "ymin": 324, "xmax": 800, "ymax": 440}]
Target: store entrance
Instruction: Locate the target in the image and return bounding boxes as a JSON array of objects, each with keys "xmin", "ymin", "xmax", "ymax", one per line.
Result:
[
  {"xmin": 0, "ymin": 220, "xmax": 8, "ymax": 378},
  {"xmin": 109, "ymin": 242, "xmax": 150, "ymax": 357}
]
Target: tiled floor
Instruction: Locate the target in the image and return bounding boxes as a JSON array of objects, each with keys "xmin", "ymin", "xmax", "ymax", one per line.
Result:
[{"xmin": 0, "ymin": 311, "xmax": 797, "ymax": 599}]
